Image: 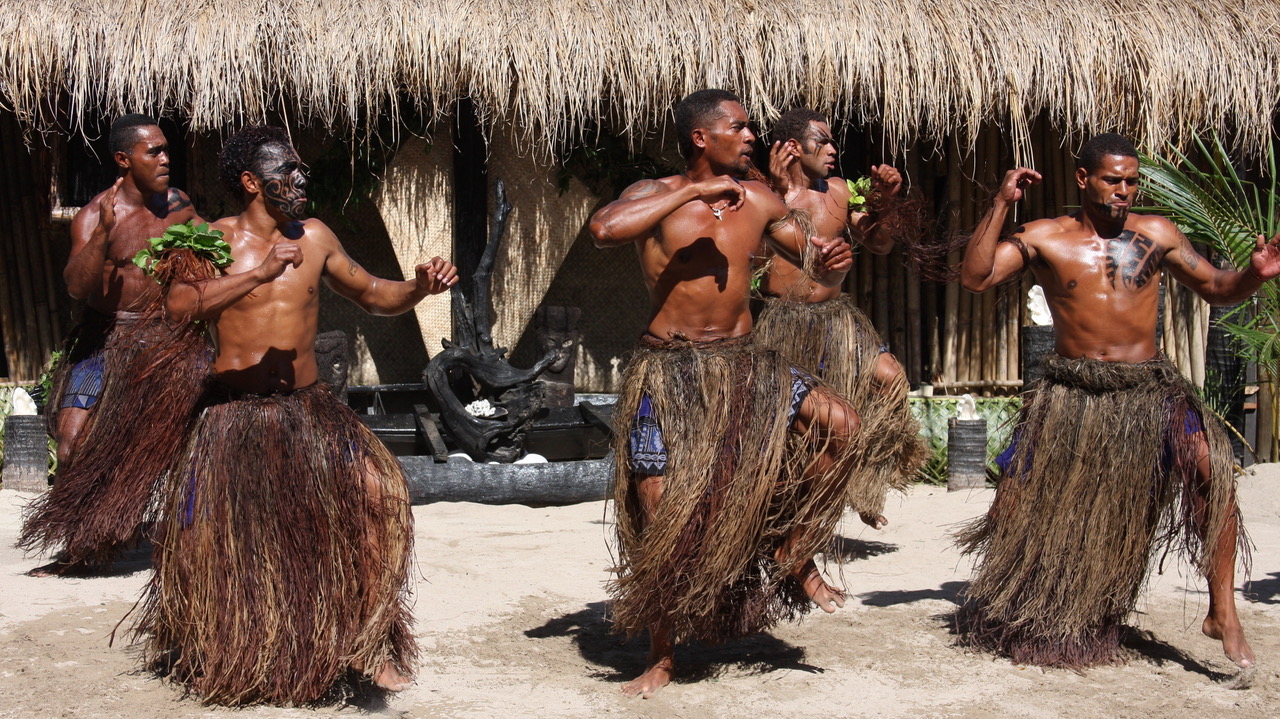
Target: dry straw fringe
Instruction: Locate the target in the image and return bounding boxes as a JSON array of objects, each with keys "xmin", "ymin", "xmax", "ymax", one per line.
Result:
[
  {"xmin": 609, "ymin": 335, "xmax": 854, "ymax": 643},
  {"xmin": 955, "ymin": 354, "xmax": 1245, "ymax": 668},
  {"xmin": 20, "ymin": 308, "xmax": 211, "ymax": 571},
  {"xmin": 2, "ymin": 2, "xmax": 1279, "ymax": 158},
  {"xmin": 135, "ymin": 382, "xmax": 417, "ymax": 706},
  {"xmin": 755, "ymin": 295, "xmax": 927, "ymax": 517}
]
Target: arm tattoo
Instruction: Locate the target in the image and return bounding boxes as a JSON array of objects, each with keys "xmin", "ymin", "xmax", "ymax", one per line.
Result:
[
  {"xmin": 1106, "ymin": 230, "xmax": 1162, "ymax": 289},
  {"xmin": 620, "ymin": 179, "xmax": 666, "ymax": 201},
  {"xmin": 1180, "ymin": 238, "xmax": 1201, "ymax": 271}
]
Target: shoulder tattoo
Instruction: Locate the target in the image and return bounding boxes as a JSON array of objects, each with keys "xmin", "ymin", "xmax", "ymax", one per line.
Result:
[
  {"xmin": 166, "ymin": 189, "xmax": 192, "ymax": 213},
  {"xmin": 620, "ymin": 179, "xmax": 666, "ymax": 201}
]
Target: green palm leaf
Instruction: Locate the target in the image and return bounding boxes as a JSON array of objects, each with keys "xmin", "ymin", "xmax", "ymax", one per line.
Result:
[{"xmin": 1140, "ymin": 133, "xmax": 1280, "ymax": 373}]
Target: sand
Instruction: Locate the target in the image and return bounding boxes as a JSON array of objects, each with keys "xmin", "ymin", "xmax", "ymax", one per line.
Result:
[{"xmin": 1, "ymin": 464, "xmax": 1279, "ymax": 719}]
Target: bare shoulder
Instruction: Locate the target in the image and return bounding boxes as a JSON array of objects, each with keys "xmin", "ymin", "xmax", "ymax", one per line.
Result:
[
  {"xmin": 826, "ymin": 175, "xmax": 852, "ymax": 202},
  {"xmin": 69, "ymin": 192, "xmax": 105, "ymax": 235},
  {"xmin": 1127, "ymin": 213, "xmax": 1180, "ymax": 244},
  {"xmin": 1017, "ymin": 217, "xmax": 1070, "ymax": 244},
  {"xmin": 619, "ymin": 176, "xmax": 679, "ymax": 200},
  {"xmin": 165, "ymin": 188, "xmax": 195, "ymax": 215},
  {"xmin": 743, "ymin": 179, "xmax": 786, "ymax": 215}
]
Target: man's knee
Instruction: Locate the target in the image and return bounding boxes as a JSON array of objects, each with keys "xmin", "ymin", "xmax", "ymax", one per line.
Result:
[
  {"xmin": 874, "ymin": 352, "xmax": 905, "ymax": 389},
  {"xmin": 798, "ymin": 386, "xmax": 860, "ymax": 445}
]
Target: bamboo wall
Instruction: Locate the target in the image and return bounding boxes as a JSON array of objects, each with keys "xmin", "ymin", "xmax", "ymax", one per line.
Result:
[{"xmin": 0, "ymin": 113, "xmax": 63, "ymax": 382}]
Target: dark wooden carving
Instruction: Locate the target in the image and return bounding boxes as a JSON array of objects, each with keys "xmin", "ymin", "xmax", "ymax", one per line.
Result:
[
  {"xmin": 314, "ymin": 329, "xmax": 350, "ymax": 402},
  {"xmin": 534, "ymin": 305, "xmax": 581, "ymax": 407},
  {"xmin": 424, "ymin": 180, "xmax": 557, "ymax": 462}
]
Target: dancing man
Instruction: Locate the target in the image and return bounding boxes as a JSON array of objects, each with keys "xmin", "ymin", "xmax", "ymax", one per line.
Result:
[
  {"xmin": 21, "ymin": 114, "xmax": 208, "ymax": 575},
  {"xmin": 590, "ymin": 89, "xmax": 862, "ymax": 698},
  {"xmin": 957, "ymin": 133, "xmax": 1266, "ymax": 669},
  {"xmin": 759, "ymin": 108, "xmax": 927, "ymax": 526},
  {"xmin": 136, "ymin": 126, "xmax": 457, "ymax": 704}
]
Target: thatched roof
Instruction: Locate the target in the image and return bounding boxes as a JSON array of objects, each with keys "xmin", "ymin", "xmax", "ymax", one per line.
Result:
[{"xmin": 2, "ymin": 0, "xmax": 1279, "ymax": 157}]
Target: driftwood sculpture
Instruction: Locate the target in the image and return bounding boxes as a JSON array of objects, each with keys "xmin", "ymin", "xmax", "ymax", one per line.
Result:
[{"xmin": 425, "ymin": 180, "xmax": 558, "ymax": 462}]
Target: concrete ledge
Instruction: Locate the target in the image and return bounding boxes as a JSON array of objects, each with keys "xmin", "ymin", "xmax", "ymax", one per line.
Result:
[{"xmin": 402, "ymin": 455, "xmax": 612, "ymax": 505}]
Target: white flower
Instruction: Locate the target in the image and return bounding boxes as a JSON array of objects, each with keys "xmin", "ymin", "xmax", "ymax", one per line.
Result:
[{"xmin": 464, "ymin": 399, "xmax": 496, "ymax": 417}]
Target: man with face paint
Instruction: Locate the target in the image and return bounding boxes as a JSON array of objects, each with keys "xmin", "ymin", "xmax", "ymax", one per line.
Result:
[
  {"xmin": 590, "ymin": 89, "xmax": 863, "ymax": 698},
  {"xmin": 956, "ymin": 133, "xmax": 1279, "ymax": 672},
  {"xmin": 757, "ymin": 108, "xmax": 927, "ymax": 529},
  {"xmin": 20, "ymin": 114, "xmax": 212, "ymax": 577},
  {"xmin": 137, "ymin": 126, "xmax": 456, "ymax": 705}
]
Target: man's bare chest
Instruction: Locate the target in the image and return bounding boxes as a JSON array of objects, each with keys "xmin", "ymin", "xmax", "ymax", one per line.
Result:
[{"xmin": 1039, "ymin": 229, "xmax": 1166, "ymax": 292}]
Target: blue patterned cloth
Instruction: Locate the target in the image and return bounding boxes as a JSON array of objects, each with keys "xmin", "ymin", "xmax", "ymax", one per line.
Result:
[{"xmin": 60, "ymin": 352, "xmax": 106, "ymax": 409}]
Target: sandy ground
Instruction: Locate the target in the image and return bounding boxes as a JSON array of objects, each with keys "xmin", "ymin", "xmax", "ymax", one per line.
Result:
[{"xmin": 1, "ymin": 466, "xmax": 1279, "ymax": 719}]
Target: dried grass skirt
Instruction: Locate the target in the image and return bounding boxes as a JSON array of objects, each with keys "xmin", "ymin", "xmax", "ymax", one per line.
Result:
[
  {"xmin": 955, "ymin": 354, "xmax": 1242, "ymax": 668},
  {"xmin": 20, "ymin": 311, "xmax": 211, "ymax": 570},
  {"xmin": 755, "ymin": 296, "xmax": 926, "ymax": 516},
  {"xmin": 134, "ymin": 382, "xmax": 417, "ymax": 705},
  {"xmin": 610, "ymin": 335, "xmax": 854, "ymax": 644}
]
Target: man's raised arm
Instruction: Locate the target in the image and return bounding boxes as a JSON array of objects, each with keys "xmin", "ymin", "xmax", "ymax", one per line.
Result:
[
  {"xmin": 852, "ymin": 164, "xmax": 903, "ymax": 255},
  {"xmin": 318, "ymin": 224, "xmax": 457, "ymax": 315},
  {"xmin": 961, "ymin": 167, "xmax": 1042, "ymax": 292},
  {"xmin": 165, "ymin": 240, "xmax": 302, "ymax": 322},
  {"xmin": 589, "ymin": 177, "xmax": 745, "ymax": 247},
  {"xmin": 64, "ymin": 181, "xmax": 120, "ymax": 299},
  {"xmin": 1163, "ymin": 221, "xmax": 1280, "ymax": 305}
]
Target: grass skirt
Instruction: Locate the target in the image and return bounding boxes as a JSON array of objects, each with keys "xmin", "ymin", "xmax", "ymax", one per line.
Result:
[
  {"xmin": 134, "ymin": 382, "xmax": 417, "ymax": 705},
  {"xmin": 610, "ymin": 335, "xmax": 853, "ymax": 643},
  {"xmin": 755, "ymin": 296, "xmax": 926, "ymax": 517},
  {"xmin": 955, "ymin": 354, "xmax": 1243, "ymax": 668},
  {"xmin": 20, "ymin": 311, "xmax": 211, "ymax": 570}
]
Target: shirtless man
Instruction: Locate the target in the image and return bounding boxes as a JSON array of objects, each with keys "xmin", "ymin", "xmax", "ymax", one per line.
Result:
[
  {"xmin": 591, "ymin": 89, "xmax": 859, "ymax": 698},
  {"xmin": 759, "ymin": 109, "xmax": 927, "ymax": 525},
  {"xmin": 958, "ymin": 133, "xmax": 1271, "ymax": 669},
  {"xmin": 56, "ymin": 114, "xmax": 199, "ymax": 468},
  {"xmin": 20, "ymin": 115, "xmax": 205, "ymax": 575},
  {"xmin": 139, "ymin": 126, "xmax": 456, "ymax": 705}
]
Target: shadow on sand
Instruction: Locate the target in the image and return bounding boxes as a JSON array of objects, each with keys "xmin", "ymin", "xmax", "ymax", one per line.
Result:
[{"xmin": 525, "ymin": 602, "xmax": 824, "ymax": 686}]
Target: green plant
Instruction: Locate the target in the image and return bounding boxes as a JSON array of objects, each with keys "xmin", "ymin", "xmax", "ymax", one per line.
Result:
[
  {"xmin": 133, "ymin": 221, "xmax": 234, "ymax": 274},
  {"xmin": 1140, "ymin": 134, "xmax": 1280, "ymax": 373},
  {"xmin": 846, "ymin": 176, "xmax": 872, "ymax": 213}
]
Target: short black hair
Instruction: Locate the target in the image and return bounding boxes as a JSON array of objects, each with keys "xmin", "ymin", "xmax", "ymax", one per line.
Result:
[
  {"xmin": 1076, "ymin": 133, "xmax": 1138, "ymax": 172},
  {"xmin": 674, "ymin": 89, "xmax": 741, "ymax": 159},
  {"xmin": 109, "ymin": 114, "xmax": 159, "ymax": 155},
  {"xmin": 219, "ymin": 125, "xmax": 292, "ymax": 197},
  {"xmin": 772, "ymin": 108, "xmax": 827, "ymax": 146}
]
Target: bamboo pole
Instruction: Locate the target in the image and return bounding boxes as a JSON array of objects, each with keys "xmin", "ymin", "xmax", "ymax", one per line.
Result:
[
  {"xmin": 1257, "ymin": 368, "xmax": 1273, "ymax": 462},
  {"xmin": 1, "ymin": 117, "xmax": 43, "ymax": 379},
  {"xmin": 906, "ymin": 262, "xmax": 922, "ymax": 384},
  {"xmin": 942, "ymin": 138, "xmax": 963, "ymax": 384}
]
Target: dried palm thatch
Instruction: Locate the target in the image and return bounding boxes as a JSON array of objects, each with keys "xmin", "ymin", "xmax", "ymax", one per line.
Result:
[
  {"xmin": 755, "ymin": 295, "xmax": 927, "ymax": 517},
  {"xmin": 136, "ymin": 382, "xmax": 417, "ymax": 706},
  {"xmin": 19, "ymin": 309, "xmax": 211, "ymax": 571},
  {"xmin": 1, "ymin": 1, "xmax": 1278, "ymax": 158},
  {"xmin": 955, "ymin": 354, "xmax": 1244, "ymax": 668},
  {"xmin": 609, "ymin": 335, "xmax": 855, "ymax": 643}
]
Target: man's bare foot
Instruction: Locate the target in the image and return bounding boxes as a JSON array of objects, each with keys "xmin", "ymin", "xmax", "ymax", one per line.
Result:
[
  {"xmin": 25, "ymin": 557, "xmax": 95, "ymax": 577},
  {"xmin": 800, "ymin": 564, "xmax": 846, "ymax": 613},
  {"xmin": 859, "ymin": 512, "xmax": 887, "ymax": 529},
  {"xmin": 622, "ymin": 656, "xmax": 673, "ymax": 699},
  {"xmin": 372, "ymin": 660, "xmax": 413, "ymax": 691},
  {"xmin": 1204, "ymin": 615, "xmax": 1255, "ymax": 668}
]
